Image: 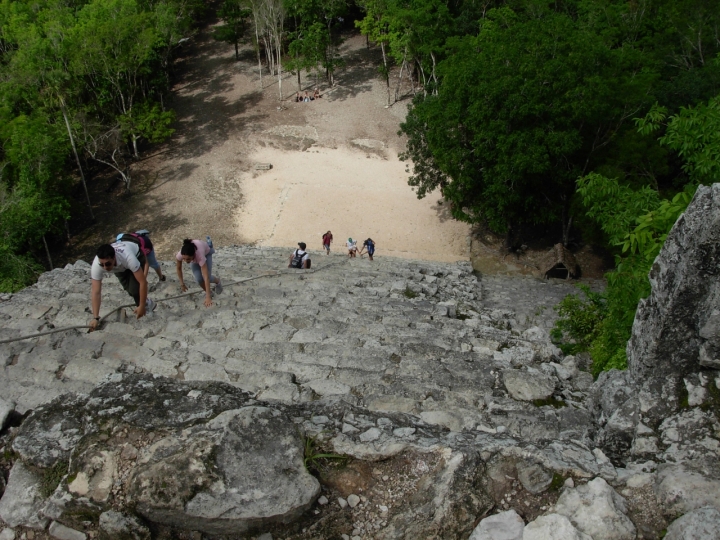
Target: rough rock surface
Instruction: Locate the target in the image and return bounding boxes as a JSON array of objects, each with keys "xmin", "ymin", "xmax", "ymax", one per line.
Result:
[
  {"xmin": 523, "ymin": 514, "xmax": 591, "ymax": 540},
  {"xmin": 0, "ymin": 187, "xmax": 719, "ymax": 540},
  {"xmin": 664, "ymin": 506, "xmax": 720, "ymax": 539},
  {"xmin": 12, "ymin": 375, "xmax": 319, "ymax": 535},
  {"xmin": 628, "ymin": 184, "xmax": 720, "ymax": 379},
  {"xmin": 0, "ymin": 462, "xmax": 48, "ymax": 530},
  {"xmin": 468, "ymin": 509, "xmax": 524, "ymax": 540},
  {"xmin": 554, "ymin": 477, "xmax": 636, "ymax": 540}
]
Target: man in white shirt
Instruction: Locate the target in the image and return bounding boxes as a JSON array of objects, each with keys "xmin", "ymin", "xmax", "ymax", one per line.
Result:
[
  {"xmin": 89, "ymin": 241, "xmax": 155, "ymax": 330},
  {"xmin": 288, "ymin": 242, "xmax": 311, "ymax": 269}
]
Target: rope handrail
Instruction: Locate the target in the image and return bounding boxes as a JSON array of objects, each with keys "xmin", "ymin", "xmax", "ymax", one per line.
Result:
[{"xmin": 0, "ymin": 260, "xmax": 347, "ymax": 345}]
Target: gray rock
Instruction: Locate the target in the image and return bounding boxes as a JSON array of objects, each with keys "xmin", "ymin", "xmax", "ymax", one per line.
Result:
[
  {"xmin": 129, "ymin": 406, "xmax": 320, "ymax": 534},
  {"xmin": 98, "ymin": 510, "xmax": 150, "ymax": 540},
  {"xmin": 468, "ymin": 509, "xmax": 524, "ymax": 540},
  {"xmin": 523, "ymin": 514, "xmax": 592, "ymax": 540},
  {"xmin": 0, "ymin": 461, "xmax": 49, "ymax": 530},
  {"xmin": 347, "ymin": 494, "xmax": 360, "ymax": 508},
  {"xmin": 48, "ymin": 521, "xmax": 86, "ymax": 540},
  {"xmin": 555, "ymin": 477, "xmax": 636, "ymax": 540},
  {"xmin": 502, "ymin": 369, "xmax": 555, "ymax": 401},
  {"xmin": 14, "ymin": 375, "xmax": 319, "ymax": 536},
  {"xmin": 628, "ymin": 184, "xmax": 720, "ymax": 379},
  {"xmin": 665, "ymin": 507, "xmax": 720, "ymax": 540},
  {"xmin": 655, "ymin": 463, "xmax": 720, "ymax": 515},
  {"xmin": 0, "ymin": 529, "xmax": 15, "ymax": 540},
  {"xmin": 516, "ymin": 461, "xmax": 553, "ymax": 494}
]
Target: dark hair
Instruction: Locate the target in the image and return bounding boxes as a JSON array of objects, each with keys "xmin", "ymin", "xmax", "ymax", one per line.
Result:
[
  {"xmin": 97, "ymin": 244, "xmax": 116, "ymax": 260},
  {"xmin": 181, "ymin": 239, "xmax": 197, "ymax": 257},
  {"xmin": 298, "ymin": 242, "xmax": 307, "ymax": 250}
]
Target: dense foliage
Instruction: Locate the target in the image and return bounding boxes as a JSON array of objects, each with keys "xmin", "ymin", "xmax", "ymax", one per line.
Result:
[
  {"xmin": 0, "ymin": 0, "xmax": 199, "ymax": 290},
  {"xmin": 398, "ymin": 0, "xmax": 720, "ymax": 245},
  {"xmin": 551, "ymin": 94, "xmax": 719, "ymax": 373}
]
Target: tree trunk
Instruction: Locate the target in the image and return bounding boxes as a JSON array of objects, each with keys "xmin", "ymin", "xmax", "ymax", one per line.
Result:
[
  {"xmin": 395, "ymin": 53, "xmax": 406, "ymax": 103},
  {"xmin": 132, "ymin": 135, "xmax": 139, "ymax": 159},
  {"xmin": 561, "ymin": 200, "xmax": 573, "ymax": 246},
  {"xmin": 60, "ymin": 100, "xmax": 94, "ymax": 220},
  {"xmin": 254, "ymin": 20, "xmax": 263, "ymax": 87},
  {"xmin": 380, "ymin": 41, "xmax": 390, "ymax": 106},
  {"xmin": 42, "ymin": 235, "xmax": 53, "ymax": 270}
]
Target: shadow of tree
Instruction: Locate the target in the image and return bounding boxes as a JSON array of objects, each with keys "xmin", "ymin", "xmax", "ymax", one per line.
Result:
[{"xmin": 431, "ymin": 200, "xmax": 458, "ymax": 224}]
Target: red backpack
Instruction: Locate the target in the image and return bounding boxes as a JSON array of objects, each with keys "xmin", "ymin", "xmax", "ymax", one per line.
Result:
[{"xmin": 118, "ymin": 233, "xmax": 152, "ymax": 256}]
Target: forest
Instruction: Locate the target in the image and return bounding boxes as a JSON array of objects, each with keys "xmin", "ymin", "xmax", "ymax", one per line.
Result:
[{"xmin": 1, "ymin": 0, "xmax": 719, "ymax": 370}]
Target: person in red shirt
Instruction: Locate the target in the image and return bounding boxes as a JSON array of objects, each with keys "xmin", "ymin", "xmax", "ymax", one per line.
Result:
[{"xmin": 322, "ymin": 231, "xmax": 333, "ymax": 254}]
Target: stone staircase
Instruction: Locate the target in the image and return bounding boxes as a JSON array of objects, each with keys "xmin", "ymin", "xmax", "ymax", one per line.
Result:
[{"xmin": 0, "ymin": 247, "xmax": 585, "ymax": 439}]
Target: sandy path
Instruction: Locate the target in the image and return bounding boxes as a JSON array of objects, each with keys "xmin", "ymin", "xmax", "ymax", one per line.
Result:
[
  {"xmin": 85, "ymin": 25, "xmax": 471, "ymax": 263},
  {"xmin": 237, "ymin": 146, "xmax": 469, "ymax": 261}
]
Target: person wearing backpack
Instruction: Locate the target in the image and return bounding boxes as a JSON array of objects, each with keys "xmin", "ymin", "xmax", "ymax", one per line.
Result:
[
  {"xmin": 288, "ymin": 242, "xmax": 311, "ymax": 269},
  {"xmin": 88, "ymin": 240, "xmax": 155, "ymax": 330},
  {"xmin": 359, "ymin": 238, "xmax": 376, "ymax": 261},
  {"xmin": 116, "ymin": 230, "xmax": 166, "ymax": 282},
  {"xmin": 176, "ymin": 238, "xmax": 222, "ymax": 308},
  {"xmin": 321, "ymin": 231, "xmax": 333, "ymax": 255}
]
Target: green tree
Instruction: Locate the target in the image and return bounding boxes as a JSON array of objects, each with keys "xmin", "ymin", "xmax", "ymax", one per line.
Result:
[
  {"xmin": 213, "ymin": 0, "xmax": 251, "ymax": 60},
  {"xmin": 399, "ymin": 6, "xmax": 656, "ymax": 246}
]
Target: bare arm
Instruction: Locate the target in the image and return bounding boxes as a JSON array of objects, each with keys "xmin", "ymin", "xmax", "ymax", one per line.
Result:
[
  {"xmin": 144, "ymin": 260, "xmax": 150, "ymax": 277},
  {"xmin": 176, "ymin": 260, "xmax": 187, "ymax": 292},
  {"xmin": 89, "ymin": 279, "xmax": 102, "ymax": 331},
  {"xmin": 201, "ymin": 263, "xmax": 213, "ymax": 307},
  {"xmin": 133, "ymin": 268, "xmax": 148, "ymax": 318}
]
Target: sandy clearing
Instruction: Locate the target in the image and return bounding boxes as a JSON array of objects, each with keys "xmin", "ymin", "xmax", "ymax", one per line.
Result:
[{"xmin": 236, "ymin": 146, "xmax": 470, "ymax": 261}]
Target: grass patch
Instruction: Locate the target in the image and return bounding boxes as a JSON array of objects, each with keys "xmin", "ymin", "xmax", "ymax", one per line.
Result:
[
  {"xmin": 548, "ymin": 472, "xmax": 566, "ymax": 492},
  {"xmin": 41, "ymin": 460, "xmax": 68, "ymax": 498},
  {"xmin": 678, "ymin": 383, "xmax": 690, "ymax": 409},
  {"xmin": 532, "ymin": 396, "xmax": 567, "ymax": 408},
  {"xmin": 403, "ymin": 286, "xmax": 418, "ymax": 299},
  {"xmin": 303, "ymin": 434, "xmax": 348, "ymax": 475}
]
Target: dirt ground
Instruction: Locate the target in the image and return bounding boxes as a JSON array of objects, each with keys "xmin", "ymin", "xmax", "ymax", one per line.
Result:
[
  {"xmin": 61, "ymin": 22, "xmax": 470, "ymax": 265},
  {"xmin": 59, "ymin": 17, "xmax": 609, "ymax": 279}
]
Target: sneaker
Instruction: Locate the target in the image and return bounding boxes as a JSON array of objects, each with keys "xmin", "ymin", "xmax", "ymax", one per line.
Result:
[
  {"xmin": 215, "ymin": 279, "xmax": 223, "ymax": 295},
  {"xmin": 146, "ymin": 298, "xmax": 157, "ymax": 312},
  {"xmin": 159, "ymin": 275, "xmax": 166, "ymax": 282}
]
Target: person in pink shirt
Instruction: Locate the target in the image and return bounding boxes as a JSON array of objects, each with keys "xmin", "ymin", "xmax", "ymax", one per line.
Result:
[{"xmin": 175, "ymin": 238, "xmax": 222, "ymax": 307}]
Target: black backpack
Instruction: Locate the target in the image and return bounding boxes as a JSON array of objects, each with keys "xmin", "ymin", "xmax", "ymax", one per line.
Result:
[{"xmin": 290, "ymin": 249, "xmax": 305, "ymax": 268}]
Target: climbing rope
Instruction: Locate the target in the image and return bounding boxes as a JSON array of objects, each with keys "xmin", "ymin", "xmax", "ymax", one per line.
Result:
[{"xmin": 0, "ymin": 260, "xmax": 347, "ymax": 345}]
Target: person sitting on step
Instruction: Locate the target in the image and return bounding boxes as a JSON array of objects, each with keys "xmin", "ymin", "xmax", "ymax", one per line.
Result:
[{"xmin": 288, "ymin": 242, "xmax": 311, "ymax": 269}]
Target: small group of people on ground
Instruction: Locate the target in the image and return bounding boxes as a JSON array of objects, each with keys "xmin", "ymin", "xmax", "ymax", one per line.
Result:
[
  {"xmin": 346, "ymin": 237, "xmax": 375, "ymax": 260},
  {"xmin": 288, "ymin": 232, "xmax": 376, "ymax": 271},
  {"xmin": 89, "ymin": 231, "xmax": 222, "ymax": 329},
  {"xmin": 295, "ymin": 88, "xmax": 321, "ymax": 102}
]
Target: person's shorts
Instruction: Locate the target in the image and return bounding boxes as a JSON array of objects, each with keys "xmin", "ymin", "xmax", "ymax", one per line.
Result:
[
  {"xmin": 367, "ymin": 248, "xmax": 375, "ymax": 256},
  {"xmin": 324, "ymin": 244, "xmax": 330, "ymax": 251},
  {"xmin": 146, "ymin": 250, "xmax": 161, "ymax": 270}
]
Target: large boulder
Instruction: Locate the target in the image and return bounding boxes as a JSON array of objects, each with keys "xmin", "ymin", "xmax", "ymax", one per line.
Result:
[
  {"xmin": 0, "ymin": 462, "xmax": 49, "ymax": 530},
  {"xmin": 502, "ymin": 369, "xmax": 555, "ymax": 401},
  {"xmin": 665, "ymin": 507, "xmax": 720, "ymax": 539},
  {"xmin": 655, "ymin": 462, "xmax": 720, "ymax": 516},
  {"xmin": 628, "ymin": 184, "xmax": 720, "ymax": 379},
  {"xmin": 11, "ymin": 374, "xmax": 320, "ymax": 536},
  {"xmin": 554, "ymin": 477, "xmax": 636, "ymax": 540}
]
